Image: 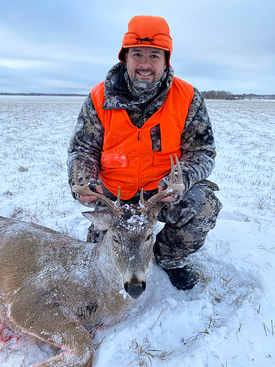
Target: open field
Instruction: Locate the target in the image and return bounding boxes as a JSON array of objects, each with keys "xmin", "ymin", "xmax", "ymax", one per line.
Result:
[{"xmin": 0, "ymin": 96, "xmax": 274, "ymax": 366}]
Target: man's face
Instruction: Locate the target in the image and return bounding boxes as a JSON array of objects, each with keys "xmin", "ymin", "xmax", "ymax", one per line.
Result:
[{"xmin": 125, "ymin": 47, "xmax": 166, "ymax": 83}]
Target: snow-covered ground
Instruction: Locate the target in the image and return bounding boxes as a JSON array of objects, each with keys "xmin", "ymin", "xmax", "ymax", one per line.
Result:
[{"xmin": 0, "ymin": 96, "xmax": 274, "ymax": 366}]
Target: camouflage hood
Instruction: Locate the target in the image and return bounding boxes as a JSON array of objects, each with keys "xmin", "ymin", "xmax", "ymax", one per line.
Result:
[{"xmin": 102, "ymin": 62, "xmax": 174, "ymax": 112}]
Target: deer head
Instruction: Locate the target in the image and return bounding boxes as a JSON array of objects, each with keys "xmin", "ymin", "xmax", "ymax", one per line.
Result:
[{"xmin": 72, "ymin": 156, "xmax": 185, "ymax": 300}]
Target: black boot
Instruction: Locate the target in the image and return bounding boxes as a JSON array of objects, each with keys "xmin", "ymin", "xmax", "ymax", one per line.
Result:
[{"xmin": 164, "ymin": 265, "xmax": 197, "ymax": 290}]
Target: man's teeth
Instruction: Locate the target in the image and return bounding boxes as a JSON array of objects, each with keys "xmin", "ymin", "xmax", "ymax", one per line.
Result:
[{"xmin": 139, "ymin": 72, "xmax": 152, "ymax": 75}]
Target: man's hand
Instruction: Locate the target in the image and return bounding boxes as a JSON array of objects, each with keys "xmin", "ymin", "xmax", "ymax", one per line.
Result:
[
  {"xmin": 80, "ymin": 185, "xmax": 103, "ymax": 202},
  {"xmin": 157, "ymin": 185, "xmax": 175, "ymax": 202}
]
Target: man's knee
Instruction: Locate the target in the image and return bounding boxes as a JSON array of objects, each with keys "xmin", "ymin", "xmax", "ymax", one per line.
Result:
[
  {"xmin": 190, "ymin": 181, "xmax": 222, "ymax": 229},
  {"xmin": 154, "ymin": 181, "xmax": 222, "ymax": 269},
  {"xmin": 158, "ymin": 180, "xmax": 222, "ymax": 228}
]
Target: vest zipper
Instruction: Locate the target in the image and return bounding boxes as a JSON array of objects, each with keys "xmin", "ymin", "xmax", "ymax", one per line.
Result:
[{"xmin": 137, "ymin": 128, "xmax": 141, "ymax": 189}]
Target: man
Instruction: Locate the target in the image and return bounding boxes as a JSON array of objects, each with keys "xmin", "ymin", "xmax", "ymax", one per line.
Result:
[{"xmin": 67, "ymin": 15, "xmax": 222, "ymax": 291}]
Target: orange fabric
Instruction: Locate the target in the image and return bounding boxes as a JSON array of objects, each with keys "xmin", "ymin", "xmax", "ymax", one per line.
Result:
[
  {"xmin": 118, "ymin": 16, "xmax": 173, "ymax": 66},
  {"xmin": 91, "ymin": 78, "xmax": 194, "ymax": 200}
]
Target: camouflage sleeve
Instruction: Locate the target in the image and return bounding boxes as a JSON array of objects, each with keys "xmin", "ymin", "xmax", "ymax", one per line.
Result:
[
  {"xmin": 160, "ymin": 87, "xmax": 216, "ymax": 191},
  {"xmin": 67, "ymin": 93, "xmax": 104, "ymax": 198}
]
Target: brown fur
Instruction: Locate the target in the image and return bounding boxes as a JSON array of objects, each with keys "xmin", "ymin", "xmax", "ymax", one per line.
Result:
[{"xmin": 0, "ymin": 208, "xmax": 158, "ymax": 366}]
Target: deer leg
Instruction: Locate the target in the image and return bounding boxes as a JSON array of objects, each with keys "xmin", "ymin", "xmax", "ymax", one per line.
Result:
[{"xmin": 8, "ymin": 295, "xmax": 94, "ymax": 367}]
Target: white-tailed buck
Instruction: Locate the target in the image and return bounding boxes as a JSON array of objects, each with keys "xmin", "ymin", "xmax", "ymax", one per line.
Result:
[{"xmin": 0, "ymin": 156, "xmax": 184, "ymax": 366}]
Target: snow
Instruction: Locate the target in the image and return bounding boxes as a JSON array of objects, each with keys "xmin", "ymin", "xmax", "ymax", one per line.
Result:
[{"xmin": 0, "ymin": 96, "xmax": 274, "ymax": 366}]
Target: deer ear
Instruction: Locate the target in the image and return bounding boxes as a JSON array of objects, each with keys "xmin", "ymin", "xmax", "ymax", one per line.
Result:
[{"xmin": 82, "ymin": 210, "xmax": 112, "ymax": 230}]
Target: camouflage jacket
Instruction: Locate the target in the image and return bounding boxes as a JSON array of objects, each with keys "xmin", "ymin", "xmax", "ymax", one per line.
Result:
[{"xmin": 67, "ymin": 62, "xmax": 216, "ymax": 202}]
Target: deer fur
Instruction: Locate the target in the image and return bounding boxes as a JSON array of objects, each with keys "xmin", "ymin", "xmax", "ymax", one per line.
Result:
[
  {"xmin": 0, "ymin": 156, "xmax": 184, "ymax": 366},
  {"xmin": 0, "ymin": 206, "xmax": 159, "ymax": 367}
]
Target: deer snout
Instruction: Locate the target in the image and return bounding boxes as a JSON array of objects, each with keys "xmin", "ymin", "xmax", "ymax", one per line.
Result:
[{"xmin": 124, "ymin": 280, "xmax": 146, "ymax": 299}]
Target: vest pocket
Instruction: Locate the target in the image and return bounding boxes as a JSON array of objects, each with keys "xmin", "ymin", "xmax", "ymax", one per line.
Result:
[
  {"xmin": 153, "ymin": 151, "xmax": 181, "ymax": 165},
  {"xmin": 101, "ymin": 152, "xmax": 128, "ymax": 168}
]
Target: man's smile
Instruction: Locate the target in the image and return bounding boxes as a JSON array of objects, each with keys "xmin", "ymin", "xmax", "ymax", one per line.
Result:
[
  {"xmin": 137, "ymin": 71, "xmax": 153, "ymax": 76},
  {"xmin": 134, "ymin": 69, "xmax": 155, "ymax": 80}
]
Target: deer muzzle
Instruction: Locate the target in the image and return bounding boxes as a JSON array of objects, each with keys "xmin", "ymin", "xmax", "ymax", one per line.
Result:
[{"xmin": 124, "ymin": 280, "xmax": 146, "ymax": 299}]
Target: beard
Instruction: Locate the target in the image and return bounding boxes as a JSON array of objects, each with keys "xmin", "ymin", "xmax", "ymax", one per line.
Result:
[{"xmin": 129, "ymin": 68, "xmax": 163, "ymax": 83}]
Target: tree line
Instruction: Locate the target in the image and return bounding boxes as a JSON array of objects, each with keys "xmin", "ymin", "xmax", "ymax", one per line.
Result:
[
  {"xmin": 0, "ymin": 92, "xmax": 86, "ymax": 96},
  {"xmin": 1, "ymin": 91, "xmax": 274, "ymax": 100},
  {"xmin": 201, "ymin": 90, "xmax": 275, "ymax": 100}
]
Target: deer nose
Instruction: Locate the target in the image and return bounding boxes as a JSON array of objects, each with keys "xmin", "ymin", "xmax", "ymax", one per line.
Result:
[{"xmin": 124, "ymin": 281, "xmax": 146, "ymax": 299}]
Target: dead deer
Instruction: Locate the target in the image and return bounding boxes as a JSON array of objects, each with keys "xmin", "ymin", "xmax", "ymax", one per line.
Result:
[{"xmin": 0, "ymin": 156, "xmax": 184, "ymax": 367}]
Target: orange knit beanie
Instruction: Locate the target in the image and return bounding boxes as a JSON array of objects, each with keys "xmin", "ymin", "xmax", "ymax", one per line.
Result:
[{"xmin": 118, "ymin": 15, "xmax": 173, "ymax": 66}]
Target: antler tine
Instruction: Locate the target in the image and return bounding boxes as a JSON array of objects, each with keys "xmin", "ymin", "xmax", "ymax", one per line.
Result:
[
  {"xmin": 170, "ymin": 155, "xmax": 175, "ymax": 182},
  {"xmin": 139, "ymin": 188, "xmax": 145, "ymax": 205},
  {"xmin": 82, "ymin": 166, "xmax": 87, "ymax": 185},
  {"xmin": 72, "ymin": 160, "xmax": 122, "ymax": 216},
  {"xmin": 74, "ymin": 160, "xmax": 80, "ymax": 186},
  {"xmin": 143, "ymin": 155, "xmax": 185, "ymax": 209},
  {"xmin": 175, "ymin": 154, "xmax": 183, "ymax": 184},
  {"xmin": 113, "ymin": 187, "xmax": 122, "ymax": 211},
  {"xmin": 138, "ymin": 188, "xmax": 147, "ymax": 215},
  {"xmin": 117, "ymin": 187, "xmax": 121, "ymax": 205}
]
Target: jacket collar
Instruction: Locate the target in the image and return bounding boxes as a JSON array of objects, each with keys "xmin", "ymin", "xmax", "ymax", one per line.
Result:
[{"xmin": 102, "ymin": 62, "xmax": 174, "ymax": 110}]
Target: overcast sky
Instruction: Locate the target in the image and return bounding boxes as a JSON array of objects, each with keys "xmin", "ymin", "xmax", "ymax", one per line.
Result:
[{"xmin": 1, "ymin": 0, "xmax": 274, "ymax": 95}]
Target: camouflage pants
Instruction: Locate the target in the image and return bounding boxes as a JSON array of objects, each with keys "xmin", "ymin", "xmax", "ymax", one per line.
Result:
[
  {"xmin": 87, "ymin": 180, "xmax": 222, "ymax": 270},
  {"xmin": 154, "ymin": 180, "xmax": 222, "ymax": 269}
]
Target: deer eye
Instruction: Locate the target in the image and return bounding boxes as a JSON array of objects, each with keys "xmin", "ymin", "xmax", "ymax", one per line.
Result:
[
  {"xmin": 145, "ymin": 234, "xmax": 152, "ymax": 242},
  {"xmin": 112, "ymin": 236, "xmax": 119, "ymax": 243}
]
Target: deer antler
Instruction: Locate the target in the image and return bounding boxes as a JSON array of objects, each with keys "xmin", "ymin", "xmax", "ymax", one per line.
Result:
[
  {"xmin": 140, "ymin": 155, "xmax": 185, "ymax": 212},
  {"xmin": 72, "ymin": 161, "xmax": 122, "ymax": 216}
]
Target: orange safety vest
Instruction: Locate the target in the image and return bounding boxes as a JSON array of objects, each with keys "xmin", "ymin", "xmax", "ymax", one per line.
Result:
[{"xmin": 91, "ymin": 77, "xmax": 194, "ymax": 200}]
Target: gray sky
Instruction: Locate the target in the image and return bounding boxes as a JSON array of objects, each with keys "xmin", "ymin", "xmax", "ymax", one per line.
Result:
[{"xmin": 1, "ymin": 0, "xmax": 274, "ymax": 95}]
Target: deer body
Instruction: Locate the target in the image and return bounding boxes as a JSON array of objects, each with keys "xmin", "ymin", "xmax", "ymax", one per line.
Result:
[
  {"xmin": 0, "ymin": 215, "xmax": 150, "ymax": 366},
  {"xmin": 0, "ymin": 156, "xmax": 184, "ymax": 366}
]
